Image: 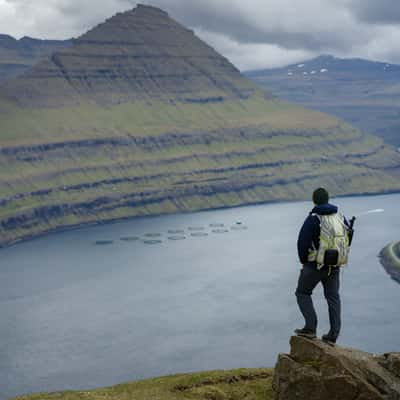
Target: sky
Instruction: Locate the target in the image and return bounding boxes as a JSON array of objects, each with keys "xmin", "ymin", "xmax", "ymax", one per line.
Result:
[{"xmin": 1, "ymin": 0, "xmax": 400, "ymax": 71}]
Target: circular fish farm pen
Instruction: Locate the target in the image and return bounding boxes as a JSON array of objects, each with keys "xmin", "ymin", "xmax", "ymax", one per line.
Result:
[
  {"xmin": 231, "ymin": 225, "xmax": 248, "ymax": 231},
  {"xmin": 168, "ymin": 229, "xmax": 185, "ymax": 234},
  {"xmin": 143, "ymin": 239, "xmax": 163, "ymax": 245},
  {"xmin": 120, "ymin": 236, "xmax": 140, "ymax": 241},
  {"xmin": 167, "ymin": 236, "xmax": 186, "ymax": 241},
  {"xmin": 94, "ymin": 240, "xmax": 114, "ymax": 245}
]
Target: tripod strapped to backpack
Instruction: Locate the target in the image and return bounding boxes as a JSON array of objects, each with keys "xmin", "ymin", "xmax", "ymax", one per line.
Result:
[{"xmin": 348, "ymin": 216, "xmax": 356, "ymax": 247}]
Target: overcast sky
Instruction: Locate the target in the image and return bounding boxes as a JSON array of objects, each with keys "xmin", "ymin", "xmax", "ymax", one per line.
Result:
[{"xmin": 1, "ymin": 0, "xmax": 400, "ymax": 70}]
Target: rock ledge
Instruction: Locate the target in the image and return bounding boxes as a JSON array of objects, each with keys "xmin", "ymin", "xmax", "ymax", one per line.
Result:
[{"xmin": 273, "ymin": 336, "xmax": 400, "ymax": 400}]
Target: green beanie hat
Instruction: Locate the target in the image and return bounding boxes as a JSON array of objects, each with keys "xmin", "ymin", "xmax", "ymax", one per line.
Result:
[{"xmin": 313, "ymin": 187, "xmax": 329, "ymax": 205}]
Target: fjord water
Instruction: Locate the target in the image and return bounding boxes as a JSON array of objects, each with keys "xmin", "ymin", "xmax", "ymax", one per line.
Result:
[{"xmin": 1, "ymin": 194, "xmax": 400, "ymax": 399}]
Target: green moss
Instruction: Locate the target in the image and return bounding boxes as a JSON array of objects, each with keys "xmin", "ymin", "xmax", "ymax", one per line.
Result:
[{"xmin": 303, "ymin": 360, "xmax": 323, "ymax": 369}]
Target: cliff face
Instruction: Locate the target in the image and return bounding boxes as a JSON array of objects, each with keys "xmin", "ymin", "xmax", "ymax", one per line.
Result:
[
  {"xmin": 273, "ymin": 336, "xmax": 400, "ymax": 400},
  {"xmin": 1, "ymin": 5, "xmax": 400, "ymax": 247},
  {"xmin": 0, "ymin": 34, "xmax": 71, "ymax": 82}
]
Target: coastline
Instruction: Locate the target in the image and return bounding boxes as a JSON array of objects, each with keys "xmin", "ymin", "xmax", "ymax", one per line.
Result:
[
  {"xmin": 379, "ymin": 242, "xmax": 400, "ymax": 284},
  {"xmin": 1, "ymin": 189, "xmax": 400, "ymax": 251}
]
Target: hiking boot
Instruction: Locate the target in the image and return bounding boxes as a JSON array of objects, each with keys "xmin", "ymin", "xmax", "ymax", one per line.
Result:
[
  {"xmin": 294, "ymin": 328, "xmax": 316, "ymax": 339},
  {"xmin": 322, "ymin": 334, "xmax": 337, "ymax": 345}
]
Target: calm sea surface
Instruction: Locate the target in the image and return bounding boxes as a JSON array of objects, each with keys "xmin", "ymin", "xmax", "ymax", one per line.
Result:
[{"xmin": 1, "ymin": 193, "xmax": 400, "ymax": 399}]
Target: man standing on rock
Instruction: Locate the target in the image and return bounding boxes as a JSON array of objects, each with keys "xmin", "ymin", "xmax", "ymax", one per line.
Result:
[{"xmin": 295, "ymin": 188, "xmax": 351, "ymax": 345}]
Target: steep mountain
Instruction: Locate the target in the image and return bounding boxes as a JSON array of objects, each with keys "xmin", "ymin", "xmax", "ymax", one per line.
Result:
[
  {"xmin": 1, "ymin": 6, "xmax": 400, "ymax": 247},
  {"xmin": 245, "ymin": 55, "xmax": 400, "ymax": 147},
  {"xmin": 0, "ymin": 34, "xmax": 71, "ymax": 81}
]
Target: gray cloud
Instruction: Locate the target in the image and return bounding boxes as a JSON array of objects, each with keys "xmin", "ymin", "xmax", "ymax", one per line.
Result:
[
  {"xmin": 138, "ymin": 0, "xmax": 369, "ymax": 51},
  {"xmin": 347, "ymin": 0, "xmax": 400, "ymax": 24},
  {"xmin": 1, "ymin": 0, "xmax": 400, "ymax": 70}
]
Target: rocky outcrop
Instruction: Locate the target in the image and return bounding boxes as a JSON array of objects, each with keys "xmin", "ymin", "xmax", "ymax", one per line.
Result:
[{"xmin": 273, "ymin": 336, "xmax": 400, "ymax": 400}]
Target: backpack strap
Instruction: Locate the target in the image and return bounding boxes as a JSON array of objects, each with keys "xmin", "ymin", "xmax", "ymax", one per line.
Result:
[{"xmin": 308, "ymin": 213, "xmax": 322, "ymax": 268}]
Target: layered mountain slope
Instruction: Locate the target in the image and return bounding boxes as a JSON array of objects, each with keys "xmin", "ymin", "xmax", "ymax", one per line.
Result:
[
  {"xmin": 0, "ymin": 34, "xmax": 71, "ymax": 82},
  {"xmin": 1, "ymin": 5, "xmax": 400, "ymax": 247},
  {"xmin": 246, "ymin": 55, "xmax": 400, "ymax": 147},
  {"xmin": 1, "ymin": 6, "xmax": 255, "ymax": 108}
]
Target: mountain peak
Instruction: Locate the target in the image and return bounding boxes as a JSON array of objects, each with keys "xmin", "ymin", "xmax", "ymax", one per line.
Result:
[
  {"xmin": 1, "ymin": 4, "xmax": 253, "ymax": 106},
  {"xmin": 78, "ymin": 3, "xmax": 183, "ymax": 43},
  {"xmin": 135, "ymin": 3, "xmax": 169, "ymax": 15},
  {"xmin": 313, "ymin": 54, "xmax": 335, "ymax": 62},
  {"xmin": 101, "ymin": 3, "xmax": 170, "ymax": 25},
  {"xmin": 0, "ymin": 34, "xmax": 17, "ymax": 48}
]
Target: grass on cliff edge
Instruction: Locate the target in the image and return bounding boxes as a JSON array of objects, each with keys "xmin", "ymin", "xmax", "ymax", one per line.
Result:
[{"xmin": 13, "ymin": 368, "xmax": 274, "ymax": 400}]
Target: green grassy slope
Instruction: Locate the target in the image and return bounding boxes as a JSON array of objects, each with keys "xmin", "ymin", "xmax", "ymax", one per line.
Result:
[
  {"xmin": 12, "ymin": 368, "xmax": 274, "ymax": 400},
  {"xmin": 1, "ymin": 94, "xmax": 399, "ymax": 247},
  {"xmin": 1, "ymin": 6, "xmax": 400, "ymax": 247}
]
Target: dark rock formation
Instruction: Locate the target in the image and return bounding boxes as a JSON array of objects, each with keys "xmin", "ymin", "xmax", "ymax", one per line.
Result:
[{"xmin": 273, "ymin": 336, "xmax": 400, "ymax": 400}]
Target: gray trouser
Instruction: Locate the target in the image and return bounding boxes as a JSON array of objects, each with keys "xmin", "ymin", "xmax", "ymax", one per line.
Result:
[{"xmin": 295, "ymin": 263, "xmax": 341, "ymax": 339}]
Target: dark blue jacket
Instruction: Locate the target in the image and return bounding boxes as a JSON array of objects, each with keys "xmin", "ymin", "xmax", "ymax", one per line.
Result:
[{"xmin": 297, "ymin": 203, "xmax": 341, "ymax": 265}]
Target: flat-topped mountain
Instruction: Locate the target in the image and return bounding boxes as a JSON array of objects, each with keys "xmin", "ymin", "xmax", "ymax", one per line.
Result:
[
  {"xmin": 0, "ymin": 34, "xmax": 71, "ymax": 82},
  {"xmin": 1, "ymin": 6, "xmax": 400, "ymax": 247},
  {"xmin": 245, "ymin": 55, "xmax": 400, "ymax": 147}
]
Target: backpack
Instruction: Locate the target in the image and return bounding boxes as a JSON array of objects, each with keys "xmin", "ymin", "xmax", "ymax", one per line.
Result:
[{"xmin": 308, "ymin": 213, "xmax": 350, "ymax": 268}]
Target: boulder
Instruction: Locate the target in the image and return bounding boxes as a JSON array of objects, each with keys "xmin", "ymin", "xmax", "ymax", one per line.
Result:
[{"xmin": 273, "ymin": 336, "xmax": 400, "ymax": 400}]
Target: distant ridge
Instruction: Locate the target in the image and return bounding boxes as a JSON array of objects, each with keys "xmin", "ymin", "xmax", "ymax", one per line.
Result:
[
  {"xmin": 245, "ymin": 55, "xmax": 400, "ymax": 147},
  {"xmin": 246, "ymin": 54, "xmax": 400, "ymax": 77},
  {"xmin": 0, "ymin": 6, "xmax": 400, "ymax": 247},
  {"xmin": 0, "ymin": 34, "xmax": 71, "ymax": 82}
]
